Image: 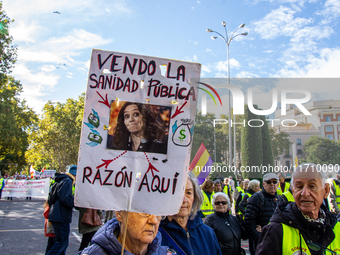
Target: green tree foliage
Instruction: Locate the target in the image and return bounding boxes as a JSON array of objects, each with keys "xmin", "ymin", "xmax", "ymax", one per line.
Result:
[
  {"xmin": 0, "ymin": 74, "xmax": 37, "ymax": 175},
  {"xmin": 240, "ymin": 105, "xmax": 263, "ymax": 179},
  {"xmin": 260, "ymin": 115, "xmax": 274, "ymax": 167},
  {"xmin": 26, "ymin": 94, "xmax": 85, "ymax": 172},
  {"xmin": 190, "ymin": 112, "xmax": 227, "ymax": 163},
  {"xmin": 269, "ymin": 128, "xmax": 291, "ymax": 159},
  {"xmin": 0, "ymin": 2, "xmax": 17, "ymax": 73},
  {"xmin": 302, "ymin": 135, "xmax": 340, "ymax": 164}
]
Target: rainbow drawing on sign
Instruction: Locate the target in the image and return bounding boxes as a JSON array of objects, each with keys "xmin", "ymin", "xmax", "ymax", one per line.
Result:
[{"xmin": 198, "ymin": 82, "xmax": 223, "ymax": 107}]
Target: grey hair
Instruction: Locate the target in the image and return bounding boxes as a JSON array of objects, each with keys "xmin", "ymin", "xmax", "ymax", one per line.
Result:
[
  {"xmin": 212, "ymin": 192, "xmax": 231, "ymax": 209},
  {"xmin": 249, "ymin": 179, "xmax": 260, "ymax": 190},
  {"xmin": 188, "ymin": 171, "xmax": 203, "ymax": 220},
  {"xmin": 291, "ymin": 163, "xmax": 326, "ymax": 188},
  {"xmin": 278, "ymin": 172, "xmax": 286, "ymax": 178}
]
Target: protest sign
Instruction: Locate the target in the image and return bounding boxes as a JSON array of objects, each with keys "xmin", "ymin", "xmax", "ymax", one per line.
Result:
[
  {"xmin": 75, "ymin": 50, "xmax": 201, "ymax": 215},
  {"xmin": 2, "ymin": 178, "xmax": 50, "ymax": 198},
  {"xmin": 40, "ymin": 170, "xmax": 56, "ymax": 178}
]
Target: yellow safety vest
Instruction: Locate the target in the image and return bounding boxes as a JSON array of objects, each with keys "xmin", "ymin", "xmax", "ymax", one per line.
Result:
[
  {"xmin": 223, "ymin": 185, "xmax": 232, "ymax": 195},
  {"xmin": 236, "ymin": 186, "xmax": 244, "ymax": 193},
  {"xmin": 0, "ymin": 178, "xmax": 4, "ymax": 189},
  {"xmin": 281, "ymin": 222, "xmax": 340, "ymax": 255},
  {"xmin": 333, "ymin": 180, "xmax": 340, "ymax": 209},
  {"xmin": 277, "ymin": 182, "xmax": 290, "ymax": 195},
  {"xmin": 283, "ymin": 190, "xmax": 295, "ymax": 202},
  {"xmin": 200, "ymin": 191, "xmax": 214, "ymax": 217}
]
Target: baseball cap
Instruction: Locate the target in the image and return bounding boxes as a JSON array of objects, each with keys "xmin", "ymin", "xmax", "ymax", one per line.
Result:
[{"xmin": 263, "ymin": 173, "xmax": 279, "ymax": 182}]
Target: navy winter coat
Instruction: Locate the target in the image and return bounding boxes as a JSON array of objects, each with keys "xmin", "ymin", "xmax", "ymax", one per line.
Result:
[
  {"xmin": 160, "ymin": 214, "xmax": 222, "ymax": 255},
  {"xmin": 79, "ymin": 218, "xmax": 171, "ymax": 255},
  {"xmin": 48, "ymin": 173, "xmax": 74, "ymax": 223}
]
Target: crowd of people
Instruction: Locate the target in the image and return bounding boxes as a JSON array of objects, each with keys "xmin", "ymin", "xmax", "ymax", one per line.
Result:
[{"xmin": 2, "ymin": 163, "xmax": 340, "ymax": 255}]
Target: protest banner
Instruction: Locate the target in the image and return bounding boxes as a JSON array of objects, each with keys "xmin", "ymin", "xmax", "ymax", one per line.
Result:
[
  {"xmin": 2, "ymin": 178, "xmax": 50, "ymax": 198},
  {"xmin": 75, "ymin": 50, "xmax": 201, "ymax": 215},
  {"xmin": 40, "ymin": 170, "xmax": 56, "ymax": 178}
]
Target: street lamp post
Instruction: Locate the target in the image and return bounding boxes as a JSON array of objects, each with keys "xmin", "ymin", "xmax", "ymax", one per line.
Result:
[{"xmin": 207, "ymin": 22, "xmax": 247, "ymax": 170}]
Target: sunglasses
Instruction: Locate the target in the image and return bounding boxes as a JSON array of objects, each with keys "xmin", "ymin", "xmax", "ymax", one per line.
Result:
[
  {"xmin": 265, "ymin": 180, "xmax": 278, "ymax": 185},
  {"xmin": 214, "ymin": 201, "xmax": 227, "ymax": 205},
  {"xmin": 307, "ymin": 240, "xmax": 337, "ymax": 255},
  {"xmin": 137, "ymin": 213, "xmax": 165, "ymax": 221}
]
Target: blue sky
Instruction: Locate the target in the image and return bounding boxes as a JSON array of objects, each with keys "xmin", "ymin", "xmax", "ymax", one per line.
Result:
[{"xmin": 3, "ymin": 0, "xmax": 340, "ymax": 114}]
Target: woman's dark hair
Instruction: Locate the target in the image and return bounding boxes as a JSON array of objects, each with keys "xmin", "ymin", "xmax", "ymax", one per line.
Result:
[
  {"xmin": 112, "ymin": 102, "xmax": 165, "ymax": 149},
  {"xmin": 201, "ymin": 179, "xmax": 214, "ymax": 192}
]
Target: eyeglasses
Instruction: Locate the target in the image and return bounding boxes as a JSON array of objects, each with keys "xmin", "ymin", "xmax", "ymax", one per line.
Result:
[
  {"xmin": 214, "ymin": 201, "xmax": 227, "ymax": 205},
  {"xmin": 137, "ymin": 213, "xmax": 165, "ymax": 221},
  {"xmin": 306, "ymin": 240, "xmax": 337, "ymax": 255},
  {"xmin": 265, "ymin": 180, "xmax": 278, "ymax": 185}
]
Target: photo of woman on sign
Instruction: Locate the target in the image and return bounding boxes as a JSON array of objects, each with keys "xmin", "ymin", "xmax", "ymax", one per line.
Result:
[{"xmin": 107, "ymin": 101, "xmax": 170, "ymax": 154}]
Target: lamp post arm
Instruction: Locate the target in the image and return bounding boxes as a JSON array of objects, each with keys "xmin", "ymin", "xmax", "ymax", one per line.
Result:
[
  {"xmin": 230, "ymin": 32, "xmax": 248, "ymax": 42},
  {"xmin": 212, "ymin": 31, "xmax": 227, "ymax": 44}
]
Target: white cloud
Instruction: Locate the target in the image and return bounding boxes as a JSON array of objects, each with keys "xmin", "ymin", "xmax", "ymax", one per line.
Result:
[
  {"xmin": 320, "ymin": 0, "xmax": 340, "ymax": 24},
  {"xmin": 236, "ymin": 71, "xmax": 261, "ymax": 78},
  {"xmin": 47, "ymin": 29, "xmax": 113, "ymax": 51},
  {"xmin": 10, "ymin": 20, "xmax": 41, "ymax": 43},
  {"xmin": 276, "ymin": 48, "xmax": 340, "ymax": 77},
  {"xmin": 254, "ymin": 6, "xmax": 313, "ymax": 39}
]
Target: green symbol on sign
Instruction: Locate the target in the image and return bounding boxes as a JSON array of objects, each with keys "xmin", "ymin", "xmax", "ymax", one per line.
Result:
[{"xmin": 179, "ymin": 128, "xmax": 186, "ymax": 142}]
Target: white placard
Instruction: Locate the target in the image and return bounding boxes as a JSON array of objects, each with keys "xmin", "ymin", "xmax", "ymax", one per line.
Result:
[{"xmin": 75, "ymin": 50, "xmax": 201, "ymax": 215}]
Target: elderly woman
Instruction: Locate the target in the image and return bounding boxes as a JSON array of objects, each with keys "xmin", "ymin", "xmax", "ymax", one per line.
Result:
[
  {"xmin": 204, "ymin": 192, "xmax": 245, "ymax": 255},
  {"xmin": 238, "ymin": 179, "xmax": 260, "ymax": 216},
  {"xmin": 160, "ymin": 172, "xmax": 222, "ymax": 255},
  {"xmin": 108, "ymin": 102, "xmax": 167, "ymax": 154},
  {"xmin": 79, "ymin": 211, "xmax": 173, "ymax": 255},
  {"xmin": 200, "ymin": 179, "xmax": 215, "ymax": 217}
]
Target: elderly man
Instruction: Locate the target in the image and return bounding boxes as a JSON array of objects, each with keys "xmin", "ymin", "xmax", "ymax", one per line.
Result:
[
  {"xmin": 223, "ymin": 178, "xmax": 233, "ymax": 204},
  {"xmin": 329, "ymin": 173, "xmax": 340, "ymax": 214},
  {"xmin": 256, "ymin": 163, "xmax": 340, "ymax": 255},
  {"xmin": 277, "ymin": 172, "xmax": 290, "ymax": 195},
  {"xmin": 244, "ymin": 173, "xmax": 284, "ymax": 255}
]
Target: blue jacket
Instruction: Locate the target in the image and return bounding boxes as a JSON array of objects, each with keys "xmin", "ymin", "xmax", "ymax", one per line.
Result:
[
  {"xmin": 48, "ymin": 173, "xmax": 74, "ymax": 223},
  {"xmin": 160, "ymin": 214, "xmax": 222, "ymax": 255},
  {"xmin": 79, "ymin": 218, "xmax": 172, "ymax": 255}
]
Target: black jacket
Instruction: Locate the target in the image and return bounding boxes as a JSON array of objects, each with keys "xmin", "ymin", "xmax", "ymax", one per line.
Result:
[
  {"xmin": 238, "ymin": 188, "xmax": 256, "ymax": 215},
  {"xmin": 244, "ymin": 189, "xmax": 284, "ymax": 243},
  {"xmin": 48, "ymin": 173, "xmax": 74, "ymax": 223},
  {"xmin": 204, "ymin": 211, "xmax": 246, "ymax": 255},
  {"xmin": 256, "ymin": 202, "xmax": 338, "ymax": 255}
]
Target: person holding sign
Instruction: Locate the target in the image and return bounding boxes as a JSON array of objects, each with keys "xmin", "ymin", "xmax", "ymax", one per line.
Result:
[
  {"xmin": 79, "ymin": 211, "xmax": 174, "ymax": 255},
  {"xmin": 108, "ymin": 102, "xmax": 168, "ymax": 154},
  {"xmin": 159, "ymin": 172, "xmax": 222, "ymax": 255}
]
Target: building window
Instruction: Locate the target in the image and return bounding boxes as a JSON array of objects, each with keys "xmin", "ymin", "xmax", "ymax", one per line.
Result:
[
  {"xmin": 297, "ymin": 149, "xmax": 302, "ymax": 155},
  {"xmin": 326, "ymin": 134, "xmax": 334, "ymax": 140},
  {"xmin": 285, "ymin": 161, "xmax": 290, "ymax": 167},
  {"xmin": 326, "ymin": 126, "xmax": 333, "ymax": 132},
  {"xmin": 338, "ymin": 126, "xmax": 340, "ymax": 132},
  {"xmin": 338, "ymin": 116, "xmax": 340, "ymax": 121},
  {"xmin": 296, "ymin": 138, "xmax": 301, "ymax": 145},
  {"xmin": 325, "ymin": 116, "xmax": 332, "ymax": 122}
]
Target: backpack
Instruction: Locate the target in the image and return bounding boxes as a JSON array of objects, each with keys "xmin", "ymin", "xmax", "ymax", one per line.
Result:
[{"xmin": 47, "ymin": 182, "xmax": 59, "ymax": 206}]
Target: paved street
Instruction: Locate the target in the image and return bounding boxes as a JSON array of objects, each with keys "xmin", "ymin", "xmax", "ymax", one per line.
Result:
[
  {"xmin": 0, "ymin": 198, "xmax": 250, "ymax": 255},
  {"xmin": 0, "ymin": 198, "xmax": 81, "ymax": 255}
]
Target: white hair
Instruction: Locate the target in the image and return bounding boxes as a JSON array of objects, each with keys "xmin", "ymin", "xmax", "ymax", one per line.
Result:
[
  {"xmin": 291, "ymin": 163, "xmax": 326, "ymax": 188},
  {"xmin": 212, "ymin": 192, "xmax": 231, "ymax": 209},
  {"xmin": 248, "ymin": 179, "xmax": 260, "ymax": 190}
]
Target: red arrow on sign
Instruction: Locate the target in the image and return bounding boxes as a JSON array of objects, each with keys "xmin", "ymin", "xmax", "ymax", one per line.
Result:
[
  {"xmin": 171, "ymin": 101, "xmax": 188, "ymax": 119},
  {"xmin": 96, "ymin": 159, "xmax": 113, "ymax": 169},
  {"xmin": 96, "ymin": 91, "xmax": 110, "ymax": 108}
]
